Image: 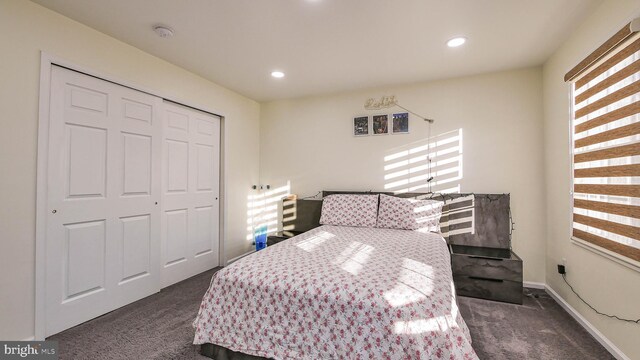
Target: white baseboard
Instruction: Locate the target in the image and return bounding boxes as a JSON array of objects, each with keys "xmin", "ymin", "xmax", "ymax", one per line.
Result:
[
  {"xmin": 225, "ymin": 250, "xmax": 255, "ymax": 266},
  {"xmin": 544, "ymin": 284, "xmax": 629, "ymax": 360},
  {"xmin": 22, "ymin": 336, "xmax": 35, "ymax": 341},
  {"xmin": 523, "ymin": 281, "xmax": 546, "ymax": 289}
]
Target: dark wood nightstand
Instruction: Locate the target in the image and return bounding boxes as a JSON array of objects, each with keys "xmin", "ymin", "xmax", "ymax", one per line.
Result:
[
  {"xmin": 450, "ymin": 244, "xmax": 523, "ymax": 304},
  {"xmin": 267, "ymin": 235, "xmax": 290, "ymax": 247}
]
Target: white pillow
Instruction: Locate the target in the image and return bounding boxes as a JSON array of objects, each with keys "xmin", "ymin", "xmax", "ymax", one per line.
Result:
[
  {"xmin": 319, "ymin": 194, "xmax": 379, "ymax": 227},
  {"xmin": 376, "ymin": 194, "xmax": 443, "ymax": 231}
]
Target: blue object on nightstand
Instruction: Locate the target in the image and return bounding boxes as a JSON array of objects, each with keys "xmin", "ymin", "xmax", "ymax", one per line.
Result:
[{"xmin": 255, "ymin": 225, "xmax": 267, "ymax": 251}]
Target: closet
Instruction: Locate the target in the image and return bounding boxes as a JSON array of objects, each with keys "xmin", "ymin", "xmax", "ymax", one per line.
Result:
[{"xmin": 44, "ymin": 66, "xmax": 220, "ymax": 336}]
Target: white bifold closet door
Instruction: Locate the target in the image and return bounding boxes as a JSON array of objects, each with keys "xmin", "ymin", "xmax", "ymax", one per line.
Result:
[
  {"xmin": 45, "ymin": 67, "xmax": 220, "ymax": 336},
  {"xmin": 46, "ymin": 66, "xmax": 163, "ymax": 336},
  {"xmin": 161, "ymin": 102, "xmax": 220, "ymax": 288}
]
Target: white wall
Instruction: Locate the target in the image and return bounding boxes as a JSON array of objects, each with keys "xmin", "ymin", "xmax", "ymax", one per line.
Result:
[
  {"xmin": 0, "ymin": 0, "xmax": 260, "ymax": 340},
  {"xmin": 260, "ymin": 67, "xmax": 546, "ymax": 284},
  {"xmin": 543, "ymin": 1, "xmax": 640, "ymax": 358}
]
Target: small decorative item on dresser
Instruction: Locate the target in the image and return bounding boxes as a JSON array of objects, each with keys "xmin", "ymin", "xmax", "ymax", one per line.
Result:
[{"xmin": 254, "ymin": 225, "xmax": 267, "ymax": 251}]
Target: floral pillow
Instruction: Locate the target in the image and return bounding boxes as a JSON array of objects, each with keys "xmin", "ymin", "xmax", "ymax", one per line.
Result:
[
  {"xmin": 376, "ymin": 194, "xmax": 443, "ymax": 231},
  {"xmin": 319, "ymin": 194, "xmax": 379, "ymax": 227}
]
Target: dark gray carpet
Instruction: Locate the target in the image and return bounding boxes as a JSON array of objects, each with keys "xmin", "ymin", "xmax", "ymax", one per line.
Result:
[
  {"xmin": 458, "ymin": 289, "xmax": 614, "ymax": 360},
  {"xmin": 48, "ymin": 268, "xmax": 220, "ymax": 360},
  {"xmin": 49, "ymin": 270, "xmax": 613, "ymax": 360}
]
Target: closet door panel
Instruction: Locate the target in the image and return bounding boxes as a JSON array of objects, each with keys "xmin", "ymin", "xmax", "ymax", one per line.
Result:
[
  {"xmin": 161, "ymin": 102, "xmax": 220, "ymax": 288},
  {"xmin": 45, "ymin": 66, "xmax": 162, "ymax": 336},
  {"xmin": 109, "ymin": 83, "xmax": 162, "ymax": 307}
]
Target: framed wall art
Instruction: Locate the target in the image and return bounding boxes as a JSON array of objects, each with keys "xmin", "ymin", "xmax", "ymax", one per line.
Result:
[
  {"xmin": 372, "ymin": 115, "xmax": 389, "ymax": 135},
  {"xmin": 392, "ymin": 112, "xmax": 409, "ymax": 134},
  {"xmin": 353, "ymin": 116, "xmax": 369, "ymax": 136}
]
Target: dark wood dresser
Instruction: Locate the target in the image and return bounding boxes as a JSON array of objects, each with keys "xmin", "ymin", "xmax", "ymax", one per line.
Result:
[
  {"xmin": 443, "ymin": 194, "xmax": 523, "ymax": 305},
  {"xmin": 450, "ymin": 244, "xmax": 523, "ymax": 304}
]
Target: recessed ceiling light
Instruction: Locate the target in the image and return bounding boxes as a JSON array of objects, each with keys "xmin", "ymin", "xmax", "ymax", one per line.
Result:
[
  {"xmin": 447, "ymin": 37, "xmax": 467, "ymax": 48},
  {"xmin": 271, "ymin": 71, "xmax": 285, "ymax": 78},
  {"xmin": 153, "ymin": 25, "xmax": 174, "ymax": 38}
]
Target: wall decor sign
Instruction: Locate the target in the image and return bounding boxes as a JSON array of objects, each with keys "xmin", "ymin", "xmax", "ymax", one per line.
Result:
[
  {"xmin": 392, "ymin": 112, "xmax": 409, "ymax": 134},
  {"xmin": 353, "ymin": 116, "xmax": 369, "ymax": 136},
  {"xmin": 372, "ymin": 114, "xmax": 389, "ymax": 135}
]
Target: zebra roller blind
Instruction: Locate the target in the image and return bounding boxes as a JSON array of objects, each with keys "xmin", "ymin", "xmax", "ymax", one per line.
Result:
[{"xmin": 567, "ymin": 21, "xmax": 640, "ymax": 263}]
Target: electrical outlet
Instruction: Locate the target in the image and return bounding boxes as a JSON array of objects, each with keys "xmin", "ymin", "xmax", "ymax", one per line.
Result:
[{"xmin": 557, "ymin": 264, "xmax": 566, "ymax": 274}]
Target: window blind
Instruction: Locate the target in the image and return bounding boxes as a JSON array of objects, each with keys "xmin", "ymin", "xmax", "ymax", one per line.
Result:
[{"xmin": 568, "ymin": 23, "xmax": 640, "ymax": 264}]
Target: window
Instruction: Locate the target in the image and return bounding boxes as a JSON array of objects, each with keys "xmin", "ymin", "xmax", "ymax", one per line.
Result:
[{"xmin": 567, "ymin": 21, "xmax": 640, "ymax": 266}]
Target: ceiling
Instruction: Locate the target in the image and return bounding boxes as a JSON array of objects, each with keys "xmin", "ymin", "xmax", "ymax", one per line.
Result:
[{"xmin": 32, "ymin": 0, "xmax": 601, "ymax": 102}]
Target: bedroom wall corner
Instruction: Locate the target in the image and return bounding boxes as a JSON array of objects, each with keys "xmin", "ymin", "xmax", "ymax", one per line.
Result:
[
  {"xmin": 542, "ymin": 1, "xmax": 640, "ymax": 358},
  {"xmin": 0, "ymin": 0, "xmax": 260, "ymax": 341},
  {"xmin": 259, "ymin": 67, "xmax": 547, "ymax": 285}
]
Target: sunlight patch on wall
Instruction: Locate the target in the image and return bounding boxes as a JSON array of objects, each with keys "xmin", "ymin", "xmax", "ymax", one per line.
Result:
[
  {"xmin": 384, "ymin": 129, "xmax": 463, "ymax": 194},
  {"xmin": 282, "ymin": 197, "xmax": 297, "ymax": 227},
  {"xmin": 245, "ymin": 181, "xmax": 291, "ymax": 240}
]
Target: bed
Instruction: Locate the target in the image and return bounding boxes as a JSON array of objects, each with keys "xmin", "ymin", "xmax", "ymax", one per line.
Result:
[{"xmin": 193, "ymin": 219, "xmax": 478, "ymax": 359}]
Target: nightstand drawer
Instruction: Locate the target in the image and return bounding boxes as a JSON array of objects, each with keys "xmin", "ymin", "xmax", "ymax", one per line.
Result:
[
  {"xmin": 450, "ymin": 245, "xmax": 523, "ymax": 304},
  {"xmin": 451, "ymin": 254, "xmax": 522, "ymax": 282},
  {"xmin": 454, "ymin": 275, "xmax": 522, "ymax": 304}
]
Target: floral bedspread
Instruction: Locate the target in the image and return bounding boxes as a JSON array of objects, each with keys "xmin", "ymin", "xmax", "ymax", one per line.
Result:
[{"xmin": 193, "ymin": 225, "xmax": 478, "ymax": 360}]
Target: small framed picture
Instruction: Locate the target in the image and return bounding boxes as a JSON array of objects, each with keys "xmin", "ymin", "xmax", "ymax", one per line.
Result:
[
  {"xmin": 353, "ymin": 116, "xmax": 369, "ymax": 136},
  {"xmin": 392, "ymin": 113, "xmax": 409, "ymax": 134},
  {"xmin": 372, "ymin": 115, "xmax": 389, "ymax": 135}
]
